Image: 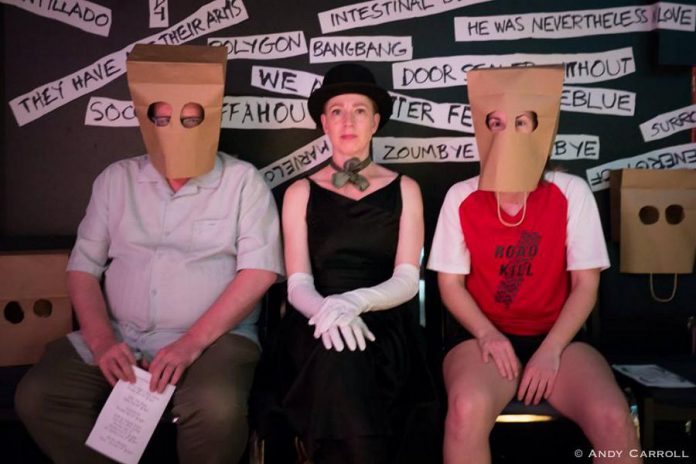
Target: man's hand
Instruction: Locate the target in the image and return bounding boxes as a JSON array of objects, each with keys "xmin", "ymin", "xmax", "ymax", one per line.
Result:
[
  {"xmin": 93, "ymin": 341, "xmax": 137, "ymax": 386},
  {"xmin": 517, "ymin": 345, "xmax": 561, "ymax": 405},
  {"xmin": 147, "ymin": 336, "xmax": 206, "ymax": 393},
  {"xmin": 477, "ymin": 329, "xmax": 519, "ymax": 381}
]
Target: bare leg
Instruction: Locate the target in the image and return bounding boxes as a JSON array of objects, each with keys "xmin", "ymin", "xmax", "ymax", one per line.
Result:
[
  {"xmin": 443, "ymin": 339, "xmax": 518, "ymax": 464},
  {"xmin": 547, "ymin": 342, "xmax": 642, "ymax": 464}
]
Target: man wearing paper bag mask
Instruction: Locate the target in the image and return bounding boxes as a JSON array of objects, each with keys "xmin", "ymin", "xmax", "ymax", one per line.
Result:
[
  {"xmin": 612, "ymin": 168, "xmax": 696, "ymax": 302},
  {"xmin": 428, "ymin": 66, "xmax": 641, "ymax": 463},
  {"xmin": 15, "ymin": 44, "xmax": 284, "ymax": 464}
]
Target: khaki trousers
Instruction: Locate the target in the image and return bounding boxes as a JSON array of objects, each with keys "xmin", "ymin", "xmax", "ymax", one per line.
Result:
[{"xmin": 15, "ymin": 334, "xmax": 260, "ymax": 464}]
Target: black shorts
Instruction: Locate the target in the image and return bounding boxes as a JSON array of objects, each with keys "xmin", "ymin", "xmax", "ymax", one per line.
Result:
[{"xmin": 445, "ymin": 314, "xmax": 589, "ymax": 365}]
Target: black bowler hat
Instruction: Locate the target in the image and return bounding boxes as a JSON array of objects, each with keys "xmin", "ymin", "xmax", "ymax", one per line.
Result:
[{"xmin": 308, "ymin": 63, "xmax": 393, "ymax": 130}]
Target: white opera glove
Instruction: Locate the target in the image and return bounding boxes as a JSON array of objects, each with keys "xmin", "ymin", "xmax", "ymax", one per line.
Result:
[
  {"xmin": 287, "ymin": 273, "xmax": 324, "ymax": 319},
  {"xmin": 320, "ymin": 317, "xmax": 376, "ymax": 352},
  {"xmin": 288, "ymin": 273, "xmax": 375, "ymax": 351},
  {"xmin": 309, "ymin": 263, "xmax": 420, "ymax": 336}
]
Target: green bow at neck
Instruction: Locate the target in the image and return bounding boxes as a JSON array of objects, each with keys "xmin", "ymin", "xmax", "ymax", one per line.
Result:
[{"xmin": 330, "ymin": 157, "xmax": 371, "ymax": 191}]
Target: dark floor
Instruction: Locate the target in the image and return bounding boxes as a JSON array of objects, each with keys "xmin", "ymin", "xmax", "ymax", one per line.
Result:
[
  {"xmin": 491, "ymin": 419, "xmax": 694, "ymax": 464},
  {"xmin": 491, "ymin": 419, "xmax": 590, "ymax": 464},
  {"xmin": 1, "ymin": 420, "xmax": 178, "ymax": 464},
  {"xmin": 2, "ymin": 417, "xmax": 693, "ymax": 463}
]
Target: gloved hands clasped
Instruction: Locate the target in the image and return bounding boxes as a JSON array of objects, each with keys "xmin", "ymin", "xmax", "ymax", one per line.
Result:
[
  {"xmin": 310, "ymin": 293, "xmax": 375, "ymax": 352},
  {"xmin": 288, "ymin": 264, "xmax": 420, "ymax": 352}
]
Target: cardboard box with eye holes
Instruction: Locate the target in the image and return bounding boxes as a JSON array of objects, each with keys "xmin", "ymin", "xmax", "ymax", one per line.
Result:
[
  {"xmin": 610, "ymin": 169, "xmax": 696, "ymax": 274},
  {"xmin": 0, "ymin": 251, "xmax": 73, "ymax": 366}
]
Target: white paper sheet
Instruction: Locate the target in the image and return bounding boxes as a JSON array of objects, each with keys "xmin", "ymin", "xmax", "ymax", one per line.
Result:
[
  {"xmin": 86, "ymin": 366, "xmax": 176, "ymax": 464},
  {"xmin": 612, "ymin": 364, "xmax": 696, "ymax": 388}
]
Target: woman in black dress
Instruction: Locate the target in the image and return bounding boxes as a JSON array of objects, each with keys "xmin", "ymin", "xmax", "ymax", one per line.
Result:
[{"xmin": 250, "ymin": 63, "xmax": 437, "ymax": 463}]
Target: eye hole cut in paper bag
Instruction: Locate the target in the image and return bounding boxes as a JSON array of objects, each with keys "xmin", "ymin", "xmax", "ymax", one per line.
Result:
[
  {"xmin": 127, "ymin": 43, "xmax": 227, "ymax": 179},
  {"xmin": 610, "ymin": 169, "xmax": 696, "ymax": 275}
]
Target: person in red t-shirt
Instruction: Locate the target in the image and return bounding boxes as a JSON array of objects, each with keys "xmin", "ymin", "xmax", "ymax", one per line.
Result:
[{"xmin": 428, "ymin": 66, "xmax": 641, "ymax": 464}]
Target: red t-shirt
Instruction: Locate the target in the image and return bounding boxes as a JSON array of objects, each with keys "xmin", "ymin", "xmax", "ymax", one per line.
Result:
[{"xmin": 459, "ymin": 181, "xmax": 569, "ymax": 335}]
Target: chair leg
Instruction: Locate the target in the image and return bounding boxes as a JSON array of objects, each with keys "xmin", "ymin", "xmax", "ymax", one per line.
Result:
[
  {"xmin": 294, "ymin": 436, "xmax": 313, "ymax": 464},
  {"xmin": 248, "ymin": 431, "xmax": 264, "ymax": 464},
  {"xmin": 641, "ymin": 397, "xmax": 656, "ymax": 451}
]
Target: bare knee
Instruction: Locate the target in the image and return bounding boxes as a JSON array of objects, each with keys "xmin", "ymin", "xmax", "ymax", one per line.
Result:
[
  {"xmin": 583, "ymin": 399, "xmax": 632, "ymax": 437},
  {"xmin": 446, "ymin": 389, "xmax": 495, "ymax": 432}
]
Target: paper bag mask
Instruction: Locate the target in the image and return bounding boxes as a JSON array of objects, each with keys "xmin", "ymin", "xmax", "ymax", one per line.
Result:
[
  {"xmin": 0, "ymin": 251, "xmax": 72, "ymax": 366},
  {"xmin": 468, "ymin": 65, "xmax": 564, "ymax": 193},
  {"xmin": 127, "ymin": 44, "xmax": 227, "ymax": 179},
  {"xmin": 610, "ymin": 169, "xmax": 696, "ymax": 274}
]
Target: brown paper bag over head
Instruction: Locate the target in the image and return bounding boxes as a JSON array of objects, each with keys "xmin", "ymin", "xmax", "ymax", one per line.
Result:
[
  {"xmin": 468, "ymin": 65, "xmax": 564, "ymax": 193},
  {"xmin": 127, "ymin": 43, "xmax": 227, "ymax": 179},
  {"xmin": 610, "ymin": 169, "xmax": 696, "ymax": 274}
]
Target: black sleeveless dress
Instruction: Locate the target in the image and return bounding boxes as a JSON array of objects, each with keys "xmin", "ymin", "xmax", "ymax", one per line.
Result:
[{"xmin": 250, "ymin": 176, "xmax": 438, "ymax": 463}]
